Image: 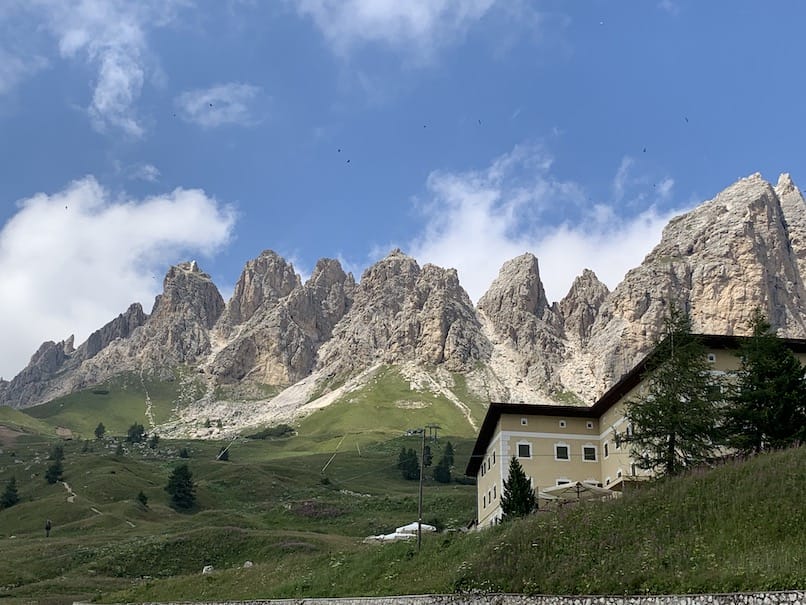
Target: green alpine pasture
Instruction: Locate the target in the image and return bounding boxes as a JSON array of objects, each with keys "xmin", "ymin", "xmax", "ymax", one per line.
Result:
[{"xmin": 1, "ymin": 365, "xmax": 804, "ymax": 603}]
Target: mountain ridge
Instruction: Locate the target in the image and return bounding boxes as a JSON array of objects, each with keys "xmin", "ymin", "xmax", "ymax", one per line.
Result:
[{"xmin": 3, "ymin": 172, "xmax": 806, "ymax": 437}]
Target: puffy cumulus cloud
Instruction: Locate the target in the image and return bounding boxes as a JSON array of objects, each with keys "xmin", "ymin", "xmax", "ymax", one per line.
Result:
[
  {"xmin": 175, "ymin": 82, "xmax": 264, "ymax": 128},
  {"xmin": 408, "ymin": 145, "xmax": 690, "ymax": 304},
  {"xmin": 22, "ymin": 0, "xmax": 187, "ymax": 136},
  {"xmin": 0, "ymin": 177, "xmax": 236, "ymax": 378},
  {"xmin": 294, "ymin": 0, "xmax": 498, "ymax": 57}
]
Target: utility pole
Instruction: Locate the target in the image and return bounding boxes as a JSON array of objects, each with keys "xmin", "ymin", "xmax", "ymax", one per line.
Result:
[{"xmin": 417, "ymin": 426, "xmax": 425, "ymax": 551}]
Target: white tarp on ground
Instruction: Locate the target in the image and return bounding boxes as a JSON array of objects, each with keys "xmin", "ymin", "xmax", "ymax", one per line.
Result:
[
  {"xmin": 363, "ymin": 521, "xmax": 437, "ymax": 543},
  {"xmin": 542, "ymin": 481, "xmax": 615, "ymax": 501}
]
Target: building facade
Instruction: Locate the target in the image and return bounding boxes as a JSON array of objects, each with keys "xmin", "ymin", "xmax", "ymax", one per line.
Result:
[{"xmin": 465, "ymin": 335, "xmax": 806, "ymax": 528}]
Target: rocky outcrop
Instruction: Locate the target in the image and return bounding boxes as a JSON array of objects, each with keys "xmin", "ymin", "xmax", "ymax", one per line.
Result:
[
  {"xmin": 219, "ymin": 250, "xmax": 301, "ymax": 329},
  {"xmin": 317, "ymin": 250, "xmax": 488, "ymax": 374},
  {"xmin": 0, "ymin": 337, "xmax": 75, "ymax": 407},
  {"xmin": 85, "ymin": 303, "xmax": 147, "ymax": 358},
  {"xmin": 776, "ymin": 172, "xmax": 806, "ymax": 279},
  {"xmin": 477, "ymin": 253, "xmax": 567, "ymax": 395},
  {"xmin": 558, "ymin": 269, "xmax": 609, "ymax": 346},
  {"xmin": 210, "ymin": 258, "xmax": 354, "ymax": 385},
  {"xmin": 574, "ymin": 173, "xmax": 806, "ymax": 395}
]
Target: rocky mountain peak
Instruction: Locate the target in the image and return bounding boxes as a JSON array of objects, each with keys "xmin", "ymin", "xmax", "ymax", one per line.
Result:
[
  {"xmin": 558, "ymin": 269, "xmax": 609, "ymax": 345},
  {"xmin": 477, "ymin": 253, "xmax": 551, "ymax": 319},
  {"xmin": 152, "ymin": 261, "xmax": 224, "ymax": 330},
  {"xmin": 317, "ymin": 252, "xmax": 487, "ymax": 374},
  {"xmin": 775, "ymin": 172, "xmax": 806, "ymax": 279},
  {"xmin": 222, "ymin": 249, "xmax": 301, "ymax": 328}
]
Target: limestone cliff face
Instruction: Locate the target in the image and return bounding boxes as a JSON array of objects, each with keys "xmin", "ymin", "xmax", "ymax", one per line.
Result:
[
  {"xmin": 209, "ymin": 258, "xmax": 354, "ymax": 384},
  {"xmin": 316, "ymin": 250, "xmax": 488, "ymax": 374},
  {"xmin": 476, "ymin": 253, "xmax": 566, "ymax": 395},
  {"xmin": 558, "ymin": 269, "xmax": 609, "ymax": 346},
  {"xmin": 0, "ymin": 337, "xmax": 75, "ymax": 407},
  {"xmin": 85, "ymin": 303, "xmax": 147, "ymax": 358},
  {"xmin": 776, "ymin": 173, "xmax": 806, "ymax": 279},
  {"xmin": 573, "ymin": 173, "xmax": 806, "ymax": 395},
  {"xmin": 219, "ymin": 250, "xmax": 301, "ymax": 330}
]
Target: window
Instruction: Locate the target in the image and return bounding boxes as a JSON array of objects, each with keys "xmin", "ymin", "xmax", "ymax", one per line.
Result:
[
  {"xmin": 554, "ymin": 443, "xmax": 570, "ymax": 460},
  {"xmin": 583, "ymin": 445, "xmax": 597, "ymax": 461},
  {"xmin": 559, "ymin": 419, "xmax": 567, "ymax": 428},
  {"xmin": 483, "ymin": 494, "xmax": 487, "ymax": 508},
  {"xmin": 604, "ymin": 442, "xmax": 609, "ymax": 458},
  {"xmin": 617, "ymin": 469, "xmax": 623, "ymax": 478},
  {"xmin": 492, "ymin": 485, "xmax": 496, "ymax": 499},
  {"xmin": 556, "ymin": 478, "xmax": 570, "ymax": 485},
  {"xmin": 586, "ymin": 421, "xmax": 594, "ymax": 429},
  {"xmin": 707, "ymin": 353, "xmax": 716, "ymax": 363},
  {"xmin": 631, "ymin": 463, "xmax": 637, "ymax": 476},
  {"xmin": 492, "ymin": 451, "xmax": 495, "ymax": 465},
  {"xmin": 605, "ymin": 477, "xmax": 611, "ymax": 486},
  {"xmin": 518, "ymin": 442, "xmax": 531, "ymax": 458},
  {"xmin": 481, "ymin": 464, "xmax": 485, "ymax": 477},
  {"xmin": 521, "ymin": 417, "xmax": 528, "ymax": 426},
  {"xmin": 626, "ymin": 424, "xmax": 633, "ymax": 437}
]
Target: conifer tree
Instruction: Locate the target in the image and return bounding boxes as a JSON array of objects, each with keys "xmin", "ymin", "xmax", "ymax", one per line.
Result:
[
  {"xmin": 624, "ymin": 305, "xmax": 723, "ymax": 476},
  {"xmin": 500, "ymin": 457, "xmax": 535, "ymax": 519},
  {"xmin": 432, "ymin": 454, "xmax": 452, "ymax": 483},
  {"xmin": 0, "ymin": 476, "xmax": 20, "ymax": 509},
  {"xmin": 443, "ymin": 441, "xmax": 455, "ymax": 468},
  {"xmin": 94, "ymin": 422, "xmax": 106, "ymax": 439},
  {"xmin": 165, "ymin": 464, "xmax": 196, "ymax": 510},
  {"xmin": 725, "ymin": 309, "xmax": 806, "ymax": 453},
  {"xmin": 126, "ymin": 423, "xmax": 145, "ymax": 443},
  {"xmin": 45, "ymin": 459, "xmax": 63, "ymax": 484}
]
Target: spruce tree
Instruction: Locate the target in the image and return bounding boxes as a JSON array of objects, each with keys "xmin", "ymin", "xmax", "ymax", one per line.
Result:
[
  {"xmin": 94, "ymin": 422, "xmax": 106, "ymax": 439},
  {"xmin": 443, "ymin": 441, "xmax": 455, "ymax": 468},
  {"xmin": 432, "ymin": 455, "xmax": 452, "ymax": 483},
  {"xmin": 0, "ymin": 476, "xmax": 20, "ymax": 509},
  {"xmin": 126, "ymin": 422, "xmax": 145, "ymax": 443},
  {"xmin": 45, "ymin": 459, "xmax": 63, "ymax": 484},
  {"xmin": 725, "ymin": 309, "xmax": 806, "ymax": 453},
  {"xmin": 165, "ymin": 464, "xmax": 196, "ymax": 510},
  {"xmin": 625, "ymin": 305, "xmax": 723, "ymax": 476},
  {"xmin": 500, "ymin": 457, "xmax": 535, "ymax": 519}
]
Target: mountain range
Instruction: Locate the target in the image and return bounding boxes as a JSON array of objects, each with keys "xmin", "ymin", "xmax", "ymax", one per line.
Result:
[{"xmin": 2, "ymin": 172, "xmax": 805, "ymax": 437}]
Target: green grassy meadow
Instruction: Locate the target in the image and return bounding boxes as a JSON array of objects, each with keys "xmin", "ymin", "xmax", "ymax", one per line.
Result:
[{"xmin": 1, "ymin": 367, "xmax": 804, "ymax": 603}]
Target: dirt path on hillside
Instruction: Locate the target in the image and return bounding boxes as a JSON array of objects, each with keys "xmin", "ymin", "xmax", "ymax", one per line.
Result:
[
  {"xmin": 61, "ymin": 481, "xmax": 76, "ymax": 503},
  {"xmin": 0, "ymin": 426, "xmax": 25, "ymax": 447}
]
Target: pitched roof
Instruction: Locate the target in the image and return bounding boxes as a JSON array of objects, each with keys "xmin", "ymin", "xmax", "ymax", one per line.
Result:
[{"xmin": 464, "ymin": 333, "xmax": 806, "ymax": 476}]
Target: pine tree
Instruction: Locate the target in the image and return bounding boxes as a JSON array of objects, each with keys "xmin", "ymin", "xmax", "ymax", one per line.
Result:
[
  {"xmin": 624, "ymin": 305, "xmax": 723, "ymax": 476},
  {"xmin": 432, "ymin": 455, "xmax": 452, "ymax": 483},
  {"xmin": 443, "ymin": 441, "xmax": 455, "ymax": 468},
  {"xmin": 179, "ymin": 447, "xmax": 190, "ymax": 458},
  {"xmin": 0, "ymin": 476, "xmax": 20, "ymax": 509},
  {"xmin": 126, "ymin": 422, "xmax": 145, "ymax": 443},
  {"xmin": 45, "ymin": 459, "xmax": 63, "ymax": 484},
  {"xmin": 500, "ymin": 457, "xmax": 535, "ymax": 519},
  {"xmin": 165, "ymin": 464, "xmax": 196, "ymax": 510},
  {"xmin": 397, "ymin": 448, "xmax": 420, "ymax": 480},
  {"xmin": 724, "ymin": 309, "xmax": 806, "ymax": 453},
  {"xmin": 94, "ymin": 422, "xmax": 106, "ymax": 439},
  {"xmin": 136, "ymin": 490, "xmax": 148, "ymax": 508}
]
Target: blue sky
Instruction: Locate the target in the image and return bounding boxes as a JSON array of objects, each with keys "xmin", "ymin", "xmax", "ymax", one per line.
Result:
[{"xmin": 1, "ymin": 0, "xmax": 805, "ymax": 378}]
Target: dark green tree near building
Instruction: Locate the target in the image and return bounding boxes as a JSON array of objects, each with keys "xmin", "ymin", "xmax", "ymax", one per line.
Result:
[
  {"xmin": 165, "ymin": 464, "xmax": 196, "ymax": 510},
  {"xmin": 443, "ymin": 441, "xmax": 455, "ymax": 468},
  {"xmin": 625, "ymin": 306, "xmax": 723, "ymax": 476},
  {"xmin": 49, "ymin": 444, "xmax": 64, "ymax": 461},
  {"xmin": 0, "ymin": 476, "xmax": 20, "ymax": 509},
  {"xmin": 397, "ymin": 447, "xmax": 420, "ymax": 480},
  {"xmin": 94, "ymin": 422, "xmax": 106, "ymax": 439},
  {"xmin": 724, "ymin": 309, "xmax": 806, "ymax": 453},
  {"xmin": 127, "ymin": 422, "xmax": 145, "ymax": 443},
  {"xmin": 500, "ymin": 457, "xmax": 536, "ymax": 519},
  {"xmin": 432, "ymin": 454, "xmax": 452, "ymax": 483}
]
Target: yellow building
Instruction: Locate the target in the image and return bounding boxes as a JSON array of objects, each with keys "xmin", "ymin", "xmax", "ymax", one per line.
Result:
[{"xmin": 465, "ymin": 334, "xmax": 806, "ymax": 528}]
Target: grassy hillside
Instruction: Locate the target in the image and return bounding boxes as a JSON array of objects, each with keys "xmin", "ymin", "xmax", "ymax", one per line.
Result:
[
  {"xmin": 23, "ymin": 371, "xmax": 199, "ymax": 437},
  {"xmin": 3, "ymin": 376, "xmax": 804, "ymax": 603}
]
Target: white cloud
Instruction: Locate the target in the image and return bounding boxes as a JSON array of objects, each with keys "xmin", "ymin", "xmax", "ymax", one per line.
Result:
[
  {"xmin": 0, "ymin": 177, "xmax": 236, "ymax": 378},
  {"xmin": 176, "ymin": 83, "xmax": 263, "ymax": 128},
  {"xmin": 294, "ymin": 0, "xmax": 498, "ymax": 58},
  {"xmin": 408, "ymin": 145, "xmax": 692, "ymax": 304},
  {"xmin": 129, "ymin": 163, "xmax": 161, "ymax": 182},
  {"xmin": 22, "ymin": 0, "xmax": 186, "ymax": 136},
  {"xmin": 0, "ymin": 48, "xmax": 47, "ymax": 96}
]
